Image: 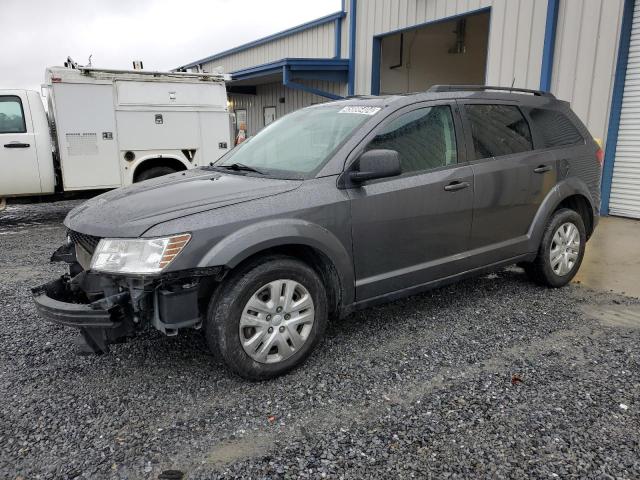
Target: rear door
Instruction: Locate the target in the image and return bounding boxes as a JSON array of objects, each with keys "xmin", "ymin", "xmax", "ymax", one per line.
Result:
[
  {"xmin": 348, "ymin": 101, "xmax": 474, "ymax": 300},
  {"xmin": 0, "ymin": 92, "xmax": 43, "ymax": 196},
  {"xmin": 459, "ymin": 101, "xmax": 557, "ymax": 264}
]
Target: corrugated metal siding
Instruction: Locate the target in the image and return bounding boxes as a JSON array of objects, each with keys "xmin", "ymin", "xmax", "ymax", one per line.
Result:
[
  {"xmin": 351, "ymin": 0, "xmax": 551, "ymax": 95},
  {"xmin": 551, "ymin": 0, "xmax": 624, "ymax": 141},
  {"xmin": 351, "ymin": 0, "xmax": 622, "ymax": 141},
  {"xmin": 610, "ymin": 3, "xmax": 640, "ymax": 218},
  {"xmin": 484, "ymin": 0, "xmax": 547, "ymax": 88},
  {"xmin": 229, "ymin": 80, "xmax": 348, "ymax": 136},
  {"xmin": 202, "ymin": 22, "xmax": 336, "ymax": 74}
]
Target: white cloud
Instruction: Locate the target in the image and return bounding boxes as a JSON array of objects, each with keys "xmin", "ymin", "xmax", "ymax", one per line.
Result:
[{"xmin": 0, "ymin": 0, "xmax": 340, "ymax": 91}]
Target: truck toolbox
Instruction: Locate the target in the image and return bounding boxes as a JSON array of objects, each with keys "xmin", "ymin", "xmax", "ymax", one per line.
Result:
[{"xmin": 1, "ymin": 62, "xmax": 232, "ymax": 200}]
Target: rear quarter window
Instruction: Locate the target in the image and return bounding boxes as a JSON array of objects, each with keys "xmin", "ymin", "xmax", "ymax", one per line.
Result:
[
  {"xmin": 527, "ymin": 108, "xmax": 585, "ymax": 148},
  {"xmin": 464, "ymin": 104, "xmax": 533, "ymax": 159}
]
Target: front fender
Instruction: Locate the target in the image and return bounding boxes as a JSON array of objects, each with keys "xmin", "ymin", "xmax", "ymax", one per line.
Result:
[
  {"xmin": 198, "ymin": 219, "xmax": 355, "ymax": 307},
  {"xmin": 528, "ymin": 177, "xmax": 596, "ymax": 250}
]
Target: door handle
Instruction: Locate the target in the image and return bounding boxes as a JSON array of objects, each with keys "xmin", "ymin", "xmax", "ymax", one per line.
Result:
[
  {"xmin": 533, "ymin": 165, "xmax": 552, "ymax": 173},
  {"xmin": 4, "ymin": 142, "xmax": 30, "ymax": 148},
  {"xmin": 443, "ymin": 181, "xmax": 470, "ymax": 192}
]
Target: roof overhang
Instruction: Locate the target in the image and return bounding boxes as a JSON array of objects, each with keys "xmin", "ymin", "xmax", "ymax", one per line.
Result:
[
  {"xmin": 227, "ymin": 58, "xmax": 349, "ymax": 99},
  {"xmin": 230, "ymin": 58, "xmax": 349, "ymax": 84}
]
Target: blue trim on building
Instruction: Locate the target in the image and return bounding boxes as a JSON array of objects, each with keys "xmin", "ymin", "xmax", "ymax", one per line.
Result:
[
  {"xmin": 177, "ymin": 11, "xmax": 346, "ymax": 70},
  {"xmin": 230, "ymin": 58, "xmax": 349, "ymax": 82},
  {"xmin": 227, "ymin": 58, "xmax": 347, "ymax": 100},
  {"xmin": 283, "ymin": 66, "xmax": 344, "ymax": 100},
  {"xmin": 369, "ymin": 7, "xmax": 491, "ymax": 96},
  {"xmin": 539, "ymin": 0, "xmax": 560, "ymax": 91},
  {"xmin": 348, "ymin": 0, "xmax": 357, "ymax": 96},
  {"xmin": 371, "ymin": 37, "xmax": 381, "ymax": 95},
  {"xmin": 601, "ymin": 0, "xmax": 636, "ymax": 216}
]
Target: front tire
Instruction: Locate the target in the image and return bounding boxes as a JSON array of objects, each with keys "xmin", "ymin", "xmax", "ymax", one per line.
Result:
[
  {"xmin": 205, "ymin": 256, "xmax": 328, "ymax": 380},
  {"xmin": 524, "ymin": 208, "xmax": 586, "ymax": 288}
]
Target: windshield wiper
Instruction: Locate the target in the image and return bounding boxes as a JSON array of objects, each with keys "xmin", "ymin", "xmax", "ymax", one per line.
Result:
[{"xmin": 215, "ymin": 163, "xmax": 265, "ymax": 175}]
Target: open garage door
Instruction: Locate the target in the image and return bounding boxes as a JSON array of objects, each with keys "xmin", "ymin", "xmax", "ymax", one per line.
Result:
[{"xmin": 377, "ymin": 11, "xmax": 490, "ymax": 95}]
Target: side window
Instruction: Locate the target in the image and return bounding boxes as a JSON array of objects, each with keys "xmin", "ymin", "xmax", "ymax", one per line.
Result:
[
  {"xmin": 366, "ymin": 105, "xmax": 457, "ymax": 173},
  {"xmin": 527, "ymin": 108, "xmax": 584, "ymax": 148},
  {"xmin": 465, "ymin": 104, "xmax": 533, "ymax": 159},
  {"xmin": 0, "ymin": 96, "xmax": 27, "ymax": 134}
]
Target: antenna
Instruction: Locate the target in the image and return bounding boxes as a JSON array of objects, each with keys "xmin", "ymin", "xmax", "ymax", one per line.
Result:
[{"xmin": 511, "ymin": 77, "xmax": 516, "ymax": 88}]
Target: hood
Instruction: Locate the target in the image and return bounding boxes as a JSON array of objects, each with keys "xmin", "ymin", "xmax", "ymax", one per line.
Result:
[{"xmin": 65, "ymin": 169, "xmax": 302, "ymax": 237}]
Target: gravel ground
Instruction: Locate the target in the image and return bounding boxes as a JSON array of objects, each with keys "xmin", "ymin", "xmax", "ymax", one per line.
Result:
[{"xmin": 1, "ymin": 200, "xmax": 639, "ymax": 480}]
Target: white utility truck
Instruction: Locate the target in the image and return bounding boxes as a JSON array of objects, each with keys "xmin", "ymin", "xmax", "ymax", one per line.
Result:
[{"xmin": 0, "ymin": 64, "xmax": 232, "ymax": 206}]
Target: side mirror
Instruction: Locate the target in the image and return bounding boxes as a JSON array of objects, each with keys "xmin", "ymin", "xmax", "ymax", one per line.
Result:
[{"xmin": 349, "ymin": 149, "xmax": 401, "ymax": 183}]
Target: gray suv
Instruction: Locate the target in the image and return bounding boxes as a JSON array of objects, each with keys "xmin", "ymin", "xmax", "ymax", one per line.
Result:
[{"xmin": 33, "ymin": 85, "xmax": 602, "ymax": 379}]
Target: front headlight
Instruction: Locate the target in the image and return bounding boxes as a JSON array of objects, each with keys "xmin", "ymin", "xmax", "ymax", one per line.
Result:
[{"xmin": 90, "ymin": 234, "xmax": 191, "ymax": 274}]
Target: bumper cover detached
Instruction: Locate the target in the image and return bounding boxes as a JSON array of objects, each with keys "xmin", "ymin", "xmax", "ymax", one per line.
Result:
[{"xmin": 32, "ymin": 277, "xmax": 132, "ymax": 353}]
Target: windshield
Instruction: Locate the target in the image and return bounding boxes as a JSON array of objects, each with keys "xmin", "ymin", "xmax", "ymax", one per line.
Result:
[{"xmin": 215, "ymin": 104, "xmax": 380, "ymax": 178}]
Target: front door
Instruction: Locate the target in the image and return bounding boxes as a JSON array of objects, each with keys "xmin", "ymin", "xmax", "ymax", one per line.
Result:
[
  {"xmin": 348, "ymin": 103, "xmax": 474, "ymax": 301},
  {"xmin": 0, "ymin": 93, "xmax": 42, "ymax": 196},
  {"xmin": 460, "ymin": 102, "xmax": 557, "ymax": 264}
]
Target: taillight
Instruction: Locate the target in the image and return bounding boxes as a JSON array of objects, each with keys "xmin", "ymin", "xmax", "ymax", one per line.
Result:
[{"xmin": 596, "ymin": 148, "xmax": 604, "ymax": 167}]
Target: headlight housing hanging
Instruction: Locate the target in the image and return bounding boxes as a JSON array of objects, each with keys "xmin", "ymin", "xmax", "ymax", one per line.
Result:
[{"xmin": 90, "ymin": 234, "xmax": 191, "ymax": 274}]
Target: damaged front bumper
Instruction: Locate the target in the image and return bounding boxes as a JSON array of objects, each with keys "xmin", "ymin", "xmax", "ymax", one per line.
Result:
[
  {"xmin": 32, "ymin": 276, "xmax": 132, "ymax": 353},
  {"xmin": 32, "ymin": 241, "xmax": 223, "ymax": 353}
]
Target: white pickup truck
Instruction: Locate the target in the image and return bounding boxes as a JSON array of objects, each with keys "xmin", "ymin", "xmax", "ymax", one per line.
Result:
[{"xmin": 0, "ymin": 65, "xmax": 233, "ymax": 206}]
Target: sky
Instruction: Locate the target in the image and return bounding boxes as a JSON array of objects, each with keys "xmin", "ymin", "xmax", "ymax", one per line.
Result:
[{"xmin": 1, "ymin": 0, "xmax": 340, "ymax": 92}]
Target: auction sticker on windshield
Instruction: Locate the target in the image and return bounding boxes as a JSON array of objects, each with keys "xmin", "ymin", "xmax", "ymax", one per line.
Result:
[{"xmin": 338, "ymin": 106, "xmax": 381, "ymax": 115}]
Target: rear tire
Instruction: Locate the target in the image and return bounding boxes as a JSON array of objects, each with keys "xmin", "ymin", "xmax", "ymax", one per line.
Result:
[
  {"xmin": 524, "ymin": 208, "xmax": 586, "ymax": 288},
  {"xmin": 205, "ymin": 256, "xmax": 328, "ymax": 380},
  {"xmin": 134, "ymin": 166, "xmax": 177, "ymax": 182}
]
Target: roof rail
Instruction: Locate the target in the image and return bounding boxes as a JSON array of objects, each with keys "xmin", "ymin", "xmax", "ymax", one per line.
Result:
[{"xmin": 428, "ymin": 85, "xmax": 555, "ymax": 98}]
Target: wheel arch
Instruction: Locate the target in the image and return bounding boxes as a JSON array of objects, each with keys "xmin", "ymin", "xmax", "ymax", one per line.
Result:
[
  {"xmin": 131, "ymin": 155, "xmax": 190, "ymax": 182},
  {"xmin": 198, "ymin": 220, "xmax": 355, "ymax": 316},
  {"xmin": 554, "ymin": 194, "xmax": 595, "ymax": 239},
  {"xmin": 529, "ymin": 178, "xmax": 597, "ymax": 249}
]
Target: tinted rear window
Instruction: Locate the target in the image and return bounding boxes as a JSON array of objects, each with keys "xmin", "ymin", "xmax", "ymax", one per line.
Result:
[
  {"xmin": 528, "ymin": 108, "xmax": 584, "ymax": 148},
  {"xmin": 465, "ymin": 104, "xmax": 533, "ymax": 159}
]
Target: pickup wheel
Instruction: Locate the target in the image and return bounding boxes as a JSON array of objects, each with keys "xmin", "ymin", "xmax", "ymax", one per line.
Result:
[
  {"xmin": 205, "ymin": 256, "xmax": 328, "ymax": 380},
  {"xmin": 523, "ymin": 208, "xmax": 586, "ymax": 288},
  {"xmin": 134, "ymin": 166, "xmax": 177, "ymax": 182}
]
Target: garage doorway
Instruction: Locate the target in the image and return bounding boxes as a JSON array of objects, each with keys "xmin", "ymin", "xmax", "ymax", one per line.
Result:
[{"xmin": 374, "ymin": 10, "xmax": 490, "ymax": 95}]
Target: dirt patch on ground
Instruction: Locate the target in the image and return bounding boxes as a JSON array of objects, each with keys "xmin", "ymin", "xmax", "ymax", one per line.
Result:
[{"xmin": 582, "ymin": 303, "xmax": 640, "ymax": 329}]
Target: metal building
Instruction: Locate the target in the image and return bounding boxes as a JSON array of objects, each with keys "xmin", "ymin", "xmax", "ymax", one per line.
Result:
[{"xmin": 177, "ymin": 0, "xmax": 640, "ymax": 219}]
